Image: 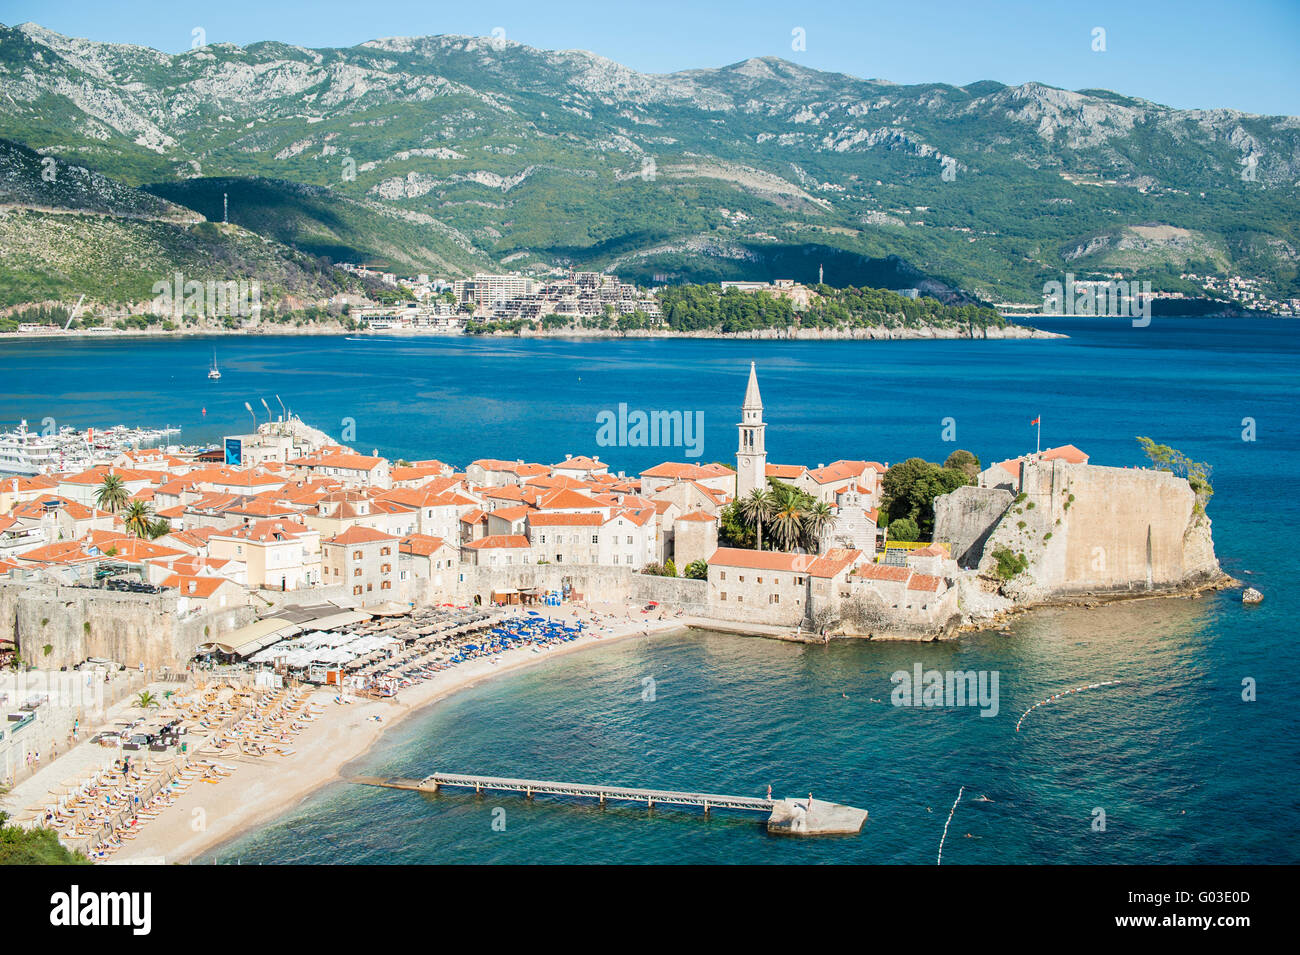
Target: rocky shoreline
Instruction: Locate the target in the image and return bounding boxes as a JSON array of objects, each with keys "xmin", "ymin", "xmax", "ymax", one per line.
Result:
[{"xmin": 0, "ymin": 320, "xmax": 1064, "ymax": 344}]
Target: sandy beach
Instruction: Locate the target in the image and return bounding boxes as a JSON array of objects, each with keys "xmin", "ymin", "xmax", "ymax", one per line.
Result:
[{"xmin": 100, "ymin": 606, "xmax": 688, "ymax": 864}]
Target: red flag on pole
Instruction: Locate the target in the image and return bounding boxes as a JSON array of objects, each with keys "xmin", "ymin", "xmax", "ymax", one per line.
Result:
[{"xmin": 1030, "ymin": 416, "xmax": 1040, "ymax": 425}]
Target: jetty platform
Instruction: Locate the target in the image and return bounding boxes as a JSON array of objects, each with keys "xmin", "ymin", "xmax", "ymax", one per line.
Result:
[{"xmin": 351, "ymin": 772, "xmax": 868, "ymax": 836}]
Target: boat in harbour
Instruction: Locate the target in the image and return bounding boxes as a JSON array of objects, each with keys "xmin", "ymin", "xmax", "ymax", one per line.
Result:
[{"xmin": 208, "ymin": 350, "xmax": 222, "ymax": 380}]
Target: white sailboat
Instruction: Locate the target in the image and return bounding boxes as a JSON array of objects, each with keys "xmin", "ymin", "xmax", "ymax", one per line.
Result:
[{"xmin": 208, "ymin": 349, "xmax": 222, "ymax": 380}]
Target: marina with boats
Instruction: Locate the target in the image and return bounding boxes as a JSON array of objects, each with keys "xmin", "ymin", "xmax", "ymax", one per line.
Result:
[{"xmin": 0, "ymin": 419, "xmax": 183, "ymax": 476}]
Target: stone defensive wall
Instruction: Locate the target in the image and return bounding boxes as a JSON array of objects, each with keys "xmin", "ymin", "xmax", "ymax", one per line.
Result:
[
  {"xmin": 452, "ymin": 565, "xmax": 707, "ymax": 614},
  {"xmin": 0, "ymin": 582, "xmax": 255, "ymax": 671},
  {"xmin": 969, "ymin": 459, "xmax": 1223, "ymax": 602}
]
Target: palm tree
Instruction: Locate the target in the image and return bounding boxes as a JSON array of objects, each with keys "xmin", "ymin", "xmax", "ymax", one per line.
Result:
[
  {"xmin": 134, "ymin": 691, "xmax": 158, "ymax": 710},
  {"xmin": 94, "ymin": 474, "xmax": 129, "ymax": 514},
  {"xmin": 801, "ymin": 500, "xmax": 834, "ymax": 552},
  {"xmin": 769, "ymin": 484, "xmax": 808, "ymax": 552},
  {"xmin": 123, "ymin": 500, "xmax": 155, "ymax": 539},
  {"xmin": 736, "ymin": 487, "xmax": 775, "ymax": 550}
]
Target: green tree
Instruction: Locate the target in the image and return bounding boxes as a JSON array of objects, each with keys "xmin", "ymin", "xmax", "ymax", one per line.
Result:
[
  {"xmin": 0, "ymin": 811, "xmax": 90, "ymax": 865},
  {"xmin": 684, "ymin": 560, "xmax": 709, "ymax": 580},
  {"xmin": 663, "ymin": 558, "xmax": 678, "ymax": 578},
  {"xmin": 134, "ymin": 691, "xmax": 159, "ymax": 710},
  {"xmin": 123, "ymin": 500, "xmax": 155, "ymax": 539},
  {"xmin": 736, "ymin": 487, "xmax": 775, "ymax": 550},
  {"xmin": 943, "ymin": 449, "xmax": 981, "ymax": 480},
  {"xmin": 803, "ymin": 500, "xmax": 835, "ymax": 551},
  {"xmin": 94, "ymin": 474, "xmax": 129, "ymax": 513},
  {"xmin": 768, "ymin": 482, "xmax": 810, "ymax": 552},
  {"xmin": 881, "ymin": 457, "xmax": 973, "ymax": 537},
  {"xmin": 1136, "ymin": 437, "xmax": 1214, "ymax": 510},
  {"xmin": 888, "ymin": 517, "xmax": 920, "ymax": 542}
]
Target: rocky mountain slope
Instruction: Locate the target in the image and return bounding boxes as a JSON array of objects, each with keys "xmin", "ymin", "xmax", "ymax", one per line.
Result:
[{"xmin": 1, "ymin": 21, "xmax": 1297, "ymax": 303}]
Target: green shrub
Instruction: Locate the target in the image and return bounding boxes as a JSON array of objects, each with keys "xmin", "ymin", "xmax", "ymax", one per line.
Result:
[{"xmin": 991, "ymin": 547, "xmax": 1029, "ymax": 581}]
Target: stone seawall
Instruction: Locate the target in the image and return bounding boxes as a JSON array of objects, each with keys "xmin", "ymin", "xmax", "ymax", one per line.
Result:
[
  {"xmin": 973, "ymin": 459, "xmax": 1226, "ymax": 603},
  {"xmin": 0, "ymin": 583, "xmax": 254, "ymax": 671},
  {"xmin": 452, "ymin": 565, "xmax": 707, "ymax": 614}
]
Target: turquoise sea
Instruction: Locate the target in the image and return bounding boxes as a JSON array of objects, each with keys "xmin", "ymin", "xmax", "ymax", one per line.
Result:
[{"xmin": 1, "ymin": 317, "xmax": 1296, "ymax": 863}]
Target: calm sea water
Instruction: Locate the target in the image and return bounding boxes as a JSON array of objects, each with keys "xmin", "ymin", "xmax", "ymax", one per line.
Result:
[{"xmin": 2, "ymin": 317, "xmax": 1296, "ymax": 863}]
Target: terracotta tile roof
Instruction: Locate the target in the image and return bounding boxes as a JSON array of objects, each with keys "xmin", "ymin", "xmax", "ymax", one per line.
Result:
[
  {"xmin": 14, "ymin": 540, "xmax": 101, "ymax": 565},
  {"xmin": 707, "ymin": 547, "xmax": 805, "ymax": 572},
  {"xmin": 399, "ymin": 534, "xmax": 449, "ymax": 556},
  {"xmin": 855, "ymin": 563, "xmax": 911, "ymax": 582},
  {"xmin": 553, "ymin": 455, "xmax": 605, "ymax": 470},
  {"xmin": 765, "ymin": 464, "xmax": 807, "ymax": 479},
  {"xmin": 460, "ymin": 509, "xmax": 487, "ymax": 525},
  {"xmin": 471, "ymin": 459, "xmax": 550, "ymax": 477},
  {"xmin": 464, "ymin": 534, "xmax": 531, "ymax": 550},
  {"xmin": 1042, "ymin": 444, "xmax": 1089, "ymax": 464},
  {"xmin": 537, "ymin": 488, "xmax": 604, "ymax": 511},
  {"xmin": 288, "ymin": 452, "xmax": 385, "ymax": 470},
  {"xmin": 528, "ymin": 512, "xmax": 604, "ymax": 527},
  {"xmin": 640, "ymin": 462, "xmax": 714, "ymax": 480},
  {"xmin": 804, "ymin": 549, "xmax": 864, "ymax": 578},
  {"xmin": 213, "ymin": 519, "xmax": 317, "ymax": 543},
  {"xmin": 910, "ymin": 544, "xmax": 948, "ymax": 557},
  {"xmin": 161, "ymin": 574, "xmax": 232, "ymax": 598},
  {"xmin": 490, "ymin": 505, "xmax": 537, "ymax": 522},
  {"xmin": 608, "ymin": 507, "xmax": 654, "ymax": 527},
  {"xmin": 907, "ymin": 573, "xmax": 944, "ymax": 592},
  {"xmin": 806, "ymin": 460, "xmax": 872, "ymax": 485},
  {"xmin": 59, "ymin": 465, "xmax": 156, "ymax": 485},
  {"xmin": 327, "ymin": 525, "xmax": 397, "ymax": 545},
  {"xmin": 676, "ymin": 509, "xmax": 716, "ymax": 523}
]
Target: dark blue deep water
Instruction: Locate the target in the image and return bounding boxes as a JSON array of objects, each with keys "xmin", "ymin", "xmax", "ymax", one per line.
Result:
[{"xmin": 2, "ymin": 317, "xmax": 1296, "ymax": 863}]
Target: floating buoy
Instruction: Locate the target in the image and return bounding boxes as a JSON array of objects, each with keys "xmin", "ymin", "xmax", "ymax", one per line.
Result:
[
  {"xmin": 1016, "ymin": 681, "xmax": 1122, "ymax": 732},
  {"xmin": 936, "ymin": 786, "xmax": 965, "ymax": 865}
]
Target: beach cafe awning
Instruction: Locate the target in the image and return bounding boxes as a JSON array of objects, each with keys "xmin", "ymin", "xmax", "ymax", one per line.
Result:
[
  {"xmin": 195, "ymin": 641, "xmax": 238, "ymax": 655},
  {"xmin": 225, "ymin": 619, "xmax": 305, "ymax": 659},
  {"xmin": 369, "ymin": 601, "xmax": 412, "ymax": 617},
  {"xmin": 304, "ymin": 609, "xmax": 373, "ymax": 631}
]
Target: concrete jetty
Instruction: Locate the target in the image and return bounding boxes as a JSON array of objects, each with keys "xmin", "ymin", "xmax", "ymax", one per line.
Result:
[{"xmin": 351, "ymin": 772, "xmax": 868, "ymax": 836}]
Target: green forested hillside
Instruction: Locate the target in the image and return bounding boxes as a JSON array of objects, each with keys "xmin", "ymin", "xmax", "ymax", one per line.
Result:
[{"xmin": 1, "ymin": 22, "xmax": 1297, "ymax": 307}]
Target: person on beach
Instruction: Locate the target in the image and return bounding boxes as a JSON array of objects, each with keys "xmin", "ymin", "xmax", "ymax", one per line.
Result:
[{"xmin": 766, "ymin": 784, "xmax": 772, "ymax": 800}]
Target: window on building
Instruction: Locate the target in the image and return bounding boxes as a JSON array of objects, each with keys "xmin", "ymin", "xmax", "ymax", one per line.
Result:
[
  {"xmin": 366, "ymin": 583, "xmax": 373, "ymax": 592},
  {"xmin": 354, "ymin": 568, "xmax": 362, "ymax": 577},
  {"xmin": 381, "ymin": 580, "xmax": 391, "ymax": 590},
  {"xmin": 353, "ymin": 585, "xmax": 362, "ymax": 596},
  {"xmin": 353, "ymin": 550, "xmax": 362, "ymax": 560},
  {"xmin": 770, "ymin": 594, "xmax": 780, "ymax": 604},
  {"xmin": 720, "ymin": 592, "xmax": 727, "ymax": 601}
]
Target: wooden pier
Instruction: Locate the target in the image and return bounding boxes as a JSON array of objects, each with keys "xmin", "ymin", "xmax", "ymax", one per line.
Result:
[{"xmin": 351, "ymin": 772, "xmax": 868, "ymax": 836}]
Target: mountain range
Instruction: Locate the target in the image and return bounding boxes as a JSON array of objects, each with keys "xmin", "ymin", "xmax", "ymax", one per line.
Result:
[{"xmin": 1, "ymin": 21, "xmax": 1297, "ymax": 309}]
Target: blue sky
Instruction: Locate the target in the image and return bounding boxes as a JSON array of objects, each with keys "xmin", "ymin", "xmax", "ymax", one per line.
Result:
[{"xmin": 2, "ymin": 0, "xmax": 1297, "ymax": 115}]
